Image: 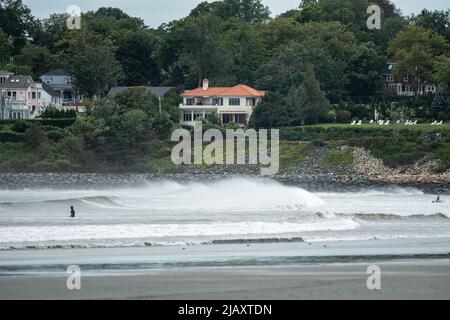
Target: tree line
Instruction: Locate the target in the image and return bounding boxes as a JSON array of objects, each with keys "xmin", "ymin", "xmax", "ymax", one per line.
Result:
[{"xmin": 1, "ymin": 0, "xmax": 450, "ymax": 126}]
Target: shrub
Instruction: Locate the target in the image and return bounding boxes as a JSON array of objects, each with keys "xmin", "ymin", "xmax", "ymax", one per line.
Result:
[
  {"xmin": 13, "ymin": 120, "xmax": 30, "ymax": 133},
  {"xmin": 336, "ymin": 110, "xmax": 352, "ymax": 123}
]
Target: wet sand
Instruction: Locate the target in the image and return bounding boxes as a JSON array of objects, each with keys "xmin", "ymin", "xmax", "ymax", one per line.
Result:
[
  {"xmin": 0, "ymin": 260, "xmax": 449, "ymax": 299},
  {"xmin": 0, "ymin": 239, "xmax": 449, "ymax": 299}
]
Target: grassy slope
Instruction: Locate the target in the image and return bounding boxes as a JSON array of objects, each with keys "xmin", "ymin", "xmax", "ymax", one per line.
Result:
[{"xmin": 0, "ymin": 123, "xmax": 449, "ymax": 173}]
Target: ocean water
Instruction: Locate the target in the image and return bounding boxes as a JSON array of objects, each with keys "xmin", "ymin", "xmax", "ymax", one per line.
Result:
[{"xmin": 0, "ymin": 177, "xmax": 449, "ymax": 250}]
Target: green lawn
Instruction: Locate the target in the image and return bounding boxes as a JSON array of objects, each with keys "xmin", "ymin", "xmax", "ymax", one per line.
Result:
[{"xmin": 304, "ymin": 123, "xmax": 450, "ymax": 131}]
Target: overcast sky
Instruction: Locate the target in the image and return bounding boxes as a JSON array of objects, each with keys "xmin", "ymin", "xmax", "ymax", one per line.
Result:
[{"xmin": 23, "ymin": 0, "xmax": 450, "ymax": 28}]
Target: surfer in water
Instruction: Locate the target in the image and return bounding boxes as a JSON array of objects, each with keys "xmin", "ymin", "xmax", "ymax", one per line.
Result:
[
  {"xmin": 70, "ymin": 206, "xmax": 75, "ymax": 218},
  {"xmin": 433, "ymin": 195, "xmax": 443, "ymax": 203}
]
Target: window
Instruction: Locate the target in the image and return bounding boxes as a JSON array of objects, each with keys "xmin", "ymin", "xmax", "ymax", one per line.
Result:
[
  {"xmin": 236, "ymin": 114, "xmax": 246, "ymax": 124},
  {"xmin": 38, "ymin": 92, "xmax": 41, "ymax": 99},
  {"xmin": 193, "ymin": 111, "xmax": 203, "ymax": 120},
  {"xmin": 212, "ymin": 98, "xmax": 223, "ymax": 106},
  {"xmin": 229, "ymin": 98, "xmax": 240, "ymax": 106},
  {"xmin": 186, "ymin": 98, "xmax": 194, "ymax": 105},
  {"xmin": 12, "ymin": 91, "xmax": 16, "ymax": 98},
  {"xmin": 222, "ymin": 114, "xmax": 232, "ymax": 124},
  {"xmin": 246, "ymin": 98, "xmax": 256, "ymax": 106},
  {"xmin": 32, "ymin": 92, "xmax": 36, "ymax": 99},
  {"xmin": 183, "ymin": 112, "xmax": 192, "ymax": 122}
]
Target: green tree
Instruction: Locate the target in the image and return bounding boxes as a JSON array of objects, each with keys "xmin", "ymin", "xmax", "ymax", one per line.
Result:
[
  {"xmin": 225, "ymin": 24, "xmax": 267, "ymax": 83},
  {"xmin": 14, "ymin": 45, "xmax": 52, "ymax": 79},
  {"xmin": 114, "ymin": 30, "xmax": 161, "ymax": 85},
  {"xmin": 256, "ymin": 21, "xmax": 358, "ymax": 102},
  {"xmin": 178, "ymin": 14, "xmax": 233, "ymax": 87},
  {"xmin": 435, "ymin": 58, "xmax": 450, "ymax": 91},
  {"xmin": 62, "ymin": 30, "xmax": 123, "ymax": 98},
  {"xmin": 0, "ymin": 0, "xmax": 34, "ymax": 52},
  {"xmin": 83, "ymin": 7, "xmax": 144, "ymax": 38},
  {"xmin": 31, "ymin": 14, "xmax": 70, "ymax": 53},
  {"xmin": 161, "ymin": 89, "xmax": 182, "ymax": 123},
  {"xmin": 431, "ymin": 89, "xmax": 450, "ymax": 119},
  {"xmin": 0, "ymin": 27, "xmax": 13, "ymax": 64},
  {"xmin": 290, "ymin": 68, "xmax": 331, "ymax": 125},
  {"xmin": 348, "ymin": 42, "xmax": 385, "ymax": 98},
  {"xmin": 217, "ymin": 0, "xmax": 270, "ymax": 24},
  {"xmin": 412, "ymin": 9, "xmax": 450, "ymax": 43},
  {"xmin": 112, "ymin": 87, "xmax": 159, "ymax": 116},
  {"xmin": 3, "ymin": 63, "xmax": 32, "ymax": 75},
  {"xmin": 388, "ymin": 26, "xmax": 450, "ymax": 97},
  {"xmin": 249, "ymin": 91, "xmax": 292, "ymax": 129}
]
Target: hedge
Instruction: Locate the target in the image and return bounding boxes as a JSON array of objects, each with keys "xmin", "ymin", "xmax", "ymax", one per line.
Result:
[
  {"xmin": 0, "ymin": 118, "xmax": 76, "ymax": 128},
  {"xmin": 280, "ymin": 125, "xmax": 450, "ymax": 142}
]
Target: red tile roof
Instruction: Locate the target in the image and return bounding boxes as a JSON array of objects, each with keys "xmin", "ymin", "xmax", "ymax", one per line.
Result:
[{"xmin": 182, "ymin": 84, "xmax": 265, "ymax": 97}]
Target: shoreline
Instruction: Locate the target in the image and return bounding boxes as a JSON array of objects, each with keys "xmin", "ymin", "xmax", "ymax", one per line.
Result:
[
  {"xmin": 0, "ymin": 238, "xmax": 449, "ymax": 299},
  {"xmin": 0, "ymin": 172, "xmax": 448, "ymax": 194}
]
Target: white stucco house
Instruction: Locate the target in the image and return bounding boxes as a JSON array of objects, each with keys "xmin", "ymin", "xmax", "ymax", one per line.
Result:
[{"xmin": 179, "ymin": 79, "xmax": 265, "ymax": 126}]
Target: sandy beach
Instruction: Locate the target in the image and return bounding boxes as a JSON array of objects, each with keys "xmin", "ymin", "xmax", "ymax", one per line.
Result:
[
  {"xmin": 1, "ymin": 260, "xmax": 449, "ymax": 300},
  {"xmin": 1, "ymin": 239, "xmax": 449, "ymax": 300}
]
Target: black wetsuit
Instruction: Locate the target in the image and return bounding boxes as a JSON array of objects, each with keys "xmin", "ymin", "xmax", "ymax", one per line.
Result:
[{"xmin": 70, "ymin": 207, "xmax": 75, "ymax": 218}]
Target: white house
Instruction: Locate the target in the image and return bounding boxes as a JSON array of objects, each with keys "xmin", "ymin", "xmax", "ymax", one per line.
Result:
[
  {"xmin": 0, "ymin": 92, "xmax": 30, "ymax": 120},
  {"xmin": 180, "ymin": 79, "xmax": 265, "ymax": 126}
]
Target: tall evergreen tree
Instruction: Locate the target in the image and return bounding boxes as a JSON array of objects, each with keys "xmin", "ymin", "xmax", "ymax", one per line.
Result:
[{"xmin": 291, "ymin": 68, "xmax": 331, "ymax": 125}]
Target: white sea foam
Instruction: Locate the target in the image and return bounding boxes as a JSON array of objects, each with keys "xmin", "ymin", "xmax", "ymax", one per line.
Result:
[
  {"xmin": 0, "ymin": 219, "xmax": 358, "ymax": 243},
  {"xmin": 0, "ymin": 177, "xmax": 449, "ymax": 249}
]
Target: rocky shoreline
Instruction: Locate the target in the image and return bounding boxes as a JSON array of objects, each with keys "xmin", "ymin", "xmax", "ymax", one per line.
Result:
[
  {"xmin": 0, "ymin": 171, "xmax": 448, "ymax": 194},
  {"xmin": 0, "ymin": 146, "xmax": 448, "ymax": 194}
]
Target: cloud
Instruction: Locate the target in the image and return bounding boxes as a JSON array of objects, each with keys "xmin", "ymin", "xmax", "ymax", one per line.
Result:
[{"xmin": 22, "ymin": 0, "xmax": 449, "ymax": 28}]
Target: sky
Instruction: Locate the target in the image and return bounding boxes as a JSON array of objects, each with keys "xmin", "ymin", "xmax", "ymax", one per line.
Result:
[{"xmin": 23, "ymin": 0, "xmax": 450, "ymax": 28}]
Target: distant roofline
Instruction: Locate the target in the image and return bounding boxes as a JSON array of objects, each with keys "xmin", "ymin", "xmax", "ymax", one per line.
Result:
[
  {"xmin": 181, "ymin": 84, "xmax": 265, "ymax": 97},
  {"xmin": 41, "ymin": 69, "xmax": 69, "ymax": 76}
]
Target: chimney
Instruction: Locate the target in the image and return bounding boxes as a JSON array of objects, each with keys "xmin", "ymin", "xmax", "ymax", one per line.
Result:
[{"xmin": 202, "ymin": 79, "xmax": 209, "ymax": 91}]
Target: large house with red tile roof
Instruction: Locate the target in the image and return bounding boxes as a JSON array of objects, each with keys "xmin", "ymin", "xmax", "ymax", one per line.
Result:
[{"xmin": 180, "ymin": 79, "xmax": 265, "ymax": 126}]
